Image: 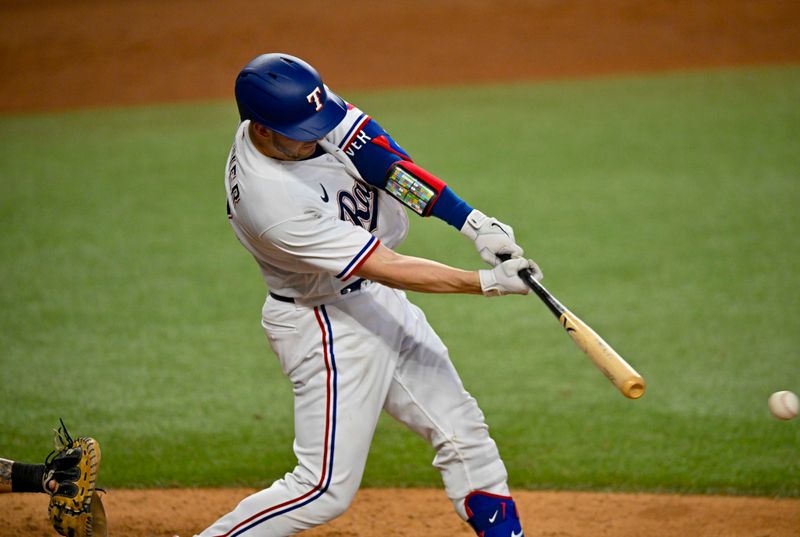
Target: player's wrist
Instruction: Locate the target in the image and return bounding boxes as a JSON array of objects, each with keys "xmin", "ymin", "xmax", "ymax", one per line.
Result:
[
  {"xmin": 478, "ymin": 268, "xmax": 498, "ymax": 296},
  {"xmin": 9, "ymin": 462, "xmax": 47, "ymax": 493},
  {"xmin": 460, "ymin": 209, "xmax": 488, "ymax": 240}
]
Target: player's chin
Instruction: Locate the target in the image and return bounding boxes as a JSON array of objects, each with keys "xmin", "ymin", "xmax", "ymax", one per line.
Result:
[
  {"xmin": 298, "ymin": 143, "xmax": 317, "ymax": 158},
  {"xmin": 286, "ymin": 143, "xmax": 316, "ymax": 160}
]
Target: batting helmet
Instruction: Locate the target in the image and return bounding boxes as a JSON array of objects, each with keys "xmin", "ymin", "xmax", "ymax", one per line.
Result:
[{"xmin": 235, "ymin": 53, "xmax": 347, "ymax": 142}]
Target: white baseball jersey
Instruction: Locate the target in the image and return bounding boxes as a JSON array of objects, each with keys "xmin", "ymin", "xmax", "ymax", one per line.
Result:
[{"xmin": 225, "ymin": 113, "xmax": 408, "ymax": 302}]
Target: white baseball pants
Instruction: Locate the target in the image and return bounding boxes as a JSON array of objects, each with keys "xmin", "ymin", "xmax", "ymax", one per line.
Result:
[{"xmin": 199, "ymin": 283, "xmax": 509, "ymax": 536}]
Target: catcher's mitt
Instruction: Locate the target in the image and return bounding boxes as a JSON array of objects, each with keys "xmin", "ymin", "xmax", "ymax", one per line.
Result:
[{"xmin": 44, "ymin": 420, "xmax": 107, "ymax": 537}]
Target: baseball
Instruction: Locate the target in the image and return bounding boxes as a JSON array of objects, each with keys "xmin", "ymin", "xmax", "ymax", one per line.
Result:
[{"xmin": 767, "ymin": 390, "xmax": 799, "ymax": 420}]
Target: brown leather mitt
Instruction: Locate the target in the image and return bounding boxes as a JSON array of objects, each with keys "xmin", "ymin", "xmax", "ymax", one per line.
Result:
[{"xmin": 45, "ymin": 420, "xmax": 107, "ymax": 537}]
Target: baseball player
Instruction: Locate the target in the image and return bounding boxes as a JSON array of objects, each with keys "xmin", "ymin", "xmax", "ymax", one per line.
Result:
[{"xmin": 203, "ymin": 53, "xmax": 542, "ymax": 537}]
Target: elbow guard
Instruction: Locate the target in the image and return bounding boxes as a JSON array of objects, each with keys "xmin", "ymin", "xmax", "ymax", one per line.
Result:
[{"xmin": 383, "ymin": 161, "xmax": 447, "ymax": 216}]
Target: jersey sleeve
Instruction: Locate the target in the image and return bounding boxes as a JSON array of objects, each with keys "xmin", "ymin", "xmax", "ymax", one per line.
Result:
[
  {"xmin": 260, "ymin": 212, "xmax": 380, "ymax": 282},
  {"xmin": 325, "ymin": 103, "xmax": 473, "ymax": 229},
  {"xmin": 324, "ymin": 104, "xmax": 410, "ymax": 185}
]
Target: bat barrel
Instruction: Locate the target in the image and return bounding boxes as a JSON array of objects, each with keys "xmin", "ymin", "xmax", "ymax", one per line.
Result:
[
  {"xmin": 560, "ymin": 309, "xmax": 646, "ymax": 399},
  {"xmin": 502, "ymin": 254, "xmax": 646, "ymax": 400}
]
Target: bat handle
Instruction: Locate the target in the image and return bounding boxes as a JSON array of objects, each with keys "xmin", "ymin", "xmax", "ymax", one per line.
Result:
[{"xmin": 497, "ymin": 254, "xmax": 565, "ymax": 318}]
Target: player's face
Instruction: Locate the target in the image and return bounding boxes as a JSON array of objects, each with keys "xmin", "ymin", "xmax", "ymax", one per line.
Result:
[{"xmin": 269, "ymin": 131, "xmax": 319, "ymax": 160}]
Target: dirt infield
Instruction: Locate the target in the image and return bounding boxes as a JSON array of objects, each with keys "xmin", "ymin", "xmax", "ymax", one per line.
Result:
[
  {"xmin": 2, "ymin": 488, "xmax": 799, "ymax": 537},
  {"xmin": 1, "ymin": 0, "xmax": 799, "ymax": 113},
  {"xmin": 2, "ymin": 0, "xmax": 799, "ymax": 535}
]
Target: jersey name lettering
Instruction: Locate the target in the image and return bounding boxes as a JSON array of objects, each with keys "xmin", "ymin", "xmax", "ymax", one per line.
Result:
[
  {"xmin": 344, "ymin": 130, "xmax": 372, "ymax": 157},
  {"xmin": 227, "ymin": 145, "xmax": 240, "ymax": 208},
  {"xmin": 338, "ymin": 183, "xmax": 379, "ymax": 232}
]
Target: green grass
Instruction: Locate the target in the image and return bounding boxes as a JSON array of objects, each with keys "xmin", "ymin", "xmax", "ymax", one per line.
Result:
[{"xmin": 1, "ymin": 66, "xmax": 798, "ymax": 495}]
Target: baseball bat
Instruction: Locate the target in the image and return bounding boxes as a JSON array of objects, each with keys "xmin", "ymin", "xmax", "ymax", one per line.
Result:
[{"xmin": 502, "ymin": 255, "xmax": 646, "ymax": 399}]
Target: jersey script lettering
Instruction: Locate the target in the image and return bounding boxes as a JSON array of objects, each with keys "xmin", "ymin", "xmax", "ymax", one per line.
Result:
[{"xmin": 338, "ymin": 183, "xmax": 379, "ymax": 232}]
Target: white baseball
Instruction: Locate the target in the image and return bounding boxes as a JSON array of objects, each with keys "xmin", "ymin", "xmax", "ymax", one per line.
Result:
[{"xmin": 768, "ymin": 390, "xmax": 799, "ymax": 420}]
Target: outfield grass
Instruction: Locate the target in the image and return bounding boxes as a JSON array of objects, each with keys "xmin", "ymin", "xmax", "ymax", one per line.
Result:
[{"xmin": 1, "ymin": 66, "xmax": 798, "ymax": 495}]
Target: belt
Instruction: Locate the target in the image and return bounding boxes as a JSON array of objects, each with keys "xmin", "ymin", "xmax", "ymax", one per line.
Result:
[{"xmin": 269, "ymin": 278, "xmax": 367, "ymax": 304}]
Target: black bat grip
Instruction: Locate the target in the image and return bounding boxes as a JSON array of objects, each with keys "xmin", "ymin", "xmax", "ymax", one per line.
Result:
[{"xmin": 496, "ymin": 253, "xmax": 566, "ymax": 318}]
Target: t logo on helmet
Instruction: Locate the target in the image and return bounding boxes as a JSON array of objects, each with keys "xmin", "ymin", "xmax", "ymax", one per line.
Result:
[{"xmin": 306, "ymin": 86, "xmax": 324, "ymax": 112}]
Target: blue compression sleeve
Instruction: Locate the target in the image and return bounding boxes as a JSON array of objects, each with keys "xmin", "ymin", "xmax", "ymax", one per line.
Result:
[
  {"xmin": 430, "ymin": 186, "xmax": 473, "ymax": 229},
  {"xmin": 342, "ymin": 117, "xmax": 473, "ymax": 229}
]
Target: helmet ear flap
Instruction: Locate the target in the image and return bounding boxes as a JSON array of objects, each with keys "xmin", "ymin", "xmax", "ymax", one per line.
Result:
[{"xmin": 234, "ymin": 53, "xmax": 347, "ymax": 141}]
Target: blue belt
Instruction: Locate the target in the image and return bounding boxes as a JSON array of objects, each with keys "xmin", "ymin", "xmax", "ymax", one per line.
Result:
[{"xmin": 269, "ymin": 279, "xmax": 367, "ymax": 303}]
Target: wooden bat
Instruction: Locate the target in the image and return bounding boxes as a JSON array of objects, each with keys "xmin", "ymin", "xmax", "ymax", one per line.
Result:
[{"xmin": 504, "ymin": 256, "xmax": 646, "ymax": 399}]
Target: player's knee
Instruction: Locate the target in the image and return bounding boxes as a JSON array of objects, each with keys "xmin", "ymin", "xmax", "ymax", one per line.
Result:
[
  {"xmin": 302, "ymin": 486, "xmax": 357, "ymax": 524},
  {"xmin": 464, "ymin": 491, "xmax": 525, "ymax": 537},
  {"xmin": 296, "ymin": 470, "xmax": 359, "ymax": 523},
  {"xmin": 325, "ymin": 490, "xmax": 356, "ymax": 520},
  {"xmin": 289, "ymin": 466, "xmax": 360, "ymax": 523}
]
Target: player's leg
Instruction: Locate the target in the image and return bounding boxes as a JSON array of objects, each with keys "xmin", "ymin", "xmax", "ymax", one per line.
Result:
[
  {"xmin": 381, "ymin": 293, "xmax": 525, "ymax": 536},
  {"xmin": 198, "ymin": 293, "xmax": 401, "ymax": 536}
]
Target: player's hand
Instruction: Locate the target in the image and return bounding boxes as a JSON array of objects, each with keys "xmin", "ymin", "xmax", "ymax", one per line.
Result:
[
  {"xmin": 460, "ymin": 209, "xmax": 524, "ymax": 266},
  {"xmin": 479, "ymin": 257, "xmax": 542, "ymax": 297}
]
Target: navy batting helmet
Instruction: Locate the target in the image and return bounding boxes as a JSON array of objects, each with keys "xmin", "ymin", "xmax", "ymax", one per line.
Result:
[{"xmin": 235, "ymin": 53, "xmax": 347, "ymax": 142}]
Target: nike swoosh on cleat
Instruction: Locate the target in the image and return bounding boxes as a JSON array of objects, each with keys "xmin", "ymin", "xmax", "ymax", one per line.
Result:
[
  {"xmin": 490, "ymin": 222, "xmax": 509, "ymax": 236},
  {"xmin": 320, "ymin": 183, "xmax": 330, "ymax": 203},
  {"xmin": 488, "ymin": 510, "xmax": 498, "ymax": 523},
  {"xmin": 511, "ymin": 531, "xmax": 523, "ymax": 537}
]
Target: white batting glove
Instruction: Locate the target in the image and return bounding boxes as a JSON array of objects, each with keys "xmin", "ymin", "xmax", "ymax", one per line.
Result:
[
  {"xmin": 460, "ymin": 209, "xmax": 524, "ymax": 266},
  {"xmin": 479, "ymin": 257, "xmax": 543, "ymax": 297}
]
